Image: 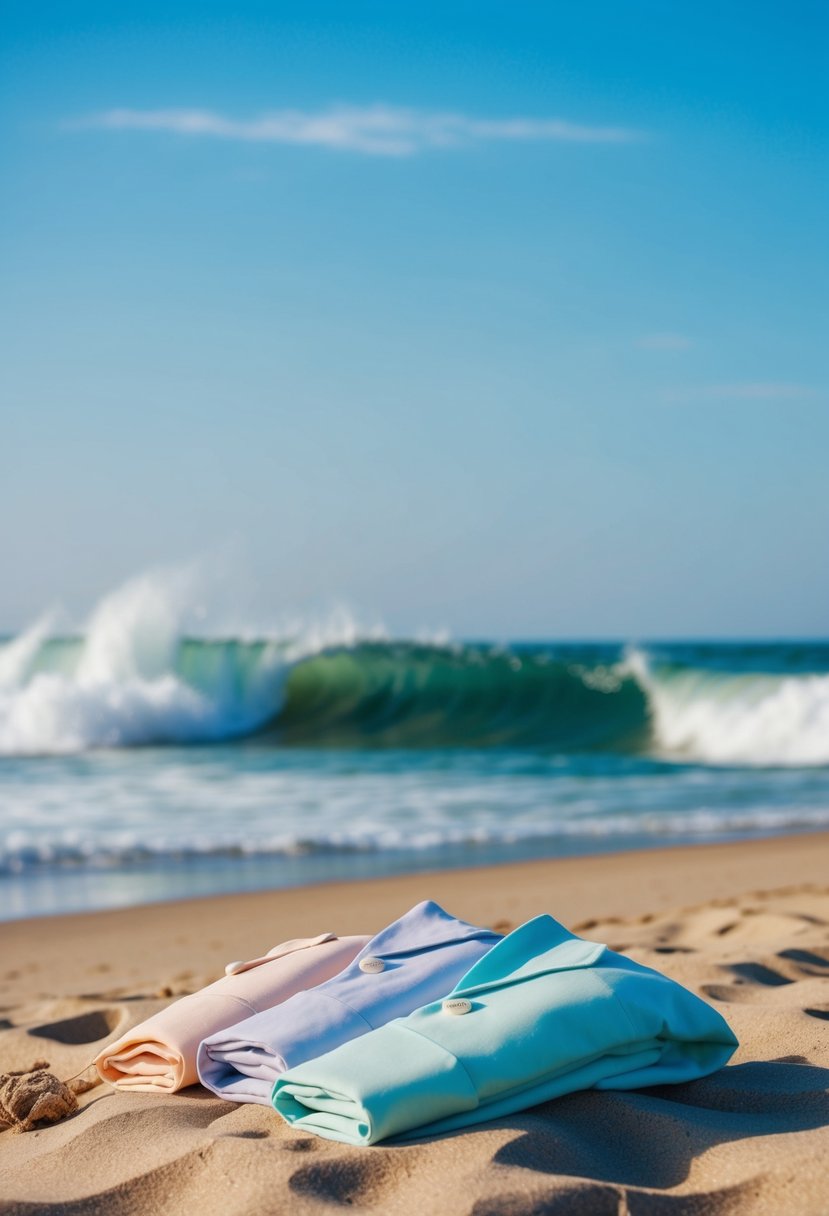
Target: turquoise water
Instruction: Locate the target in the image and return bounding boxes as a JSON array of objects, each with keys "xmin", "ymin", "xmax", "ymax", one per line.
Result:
[{"xmin": 2, "ymin": 618, "xmax": 828, "ymax": 919}]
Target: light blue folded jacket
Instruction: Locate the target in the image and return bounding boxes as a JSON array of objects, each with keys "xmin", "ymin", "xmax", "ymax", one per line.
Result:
[
  {"xmin": 197, "ymin": 900, "xmax": 500, "ymax": 1104},
  {"xmin": 272, "ymin": 913, "xmax": 738, "ymax": 1145}
]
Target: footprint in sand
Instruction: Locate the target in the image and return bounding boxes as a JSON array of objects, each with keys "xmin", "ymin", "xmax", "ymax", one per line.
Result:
[
  {"xmin": 727, "ymin": 961, "xmax": 792, "ymax": 987},
  {"xmin": 288, "ymin": 1154, "xmax": 401, "ymax": 1206},
  {"xmin": 281, "ymin": 1137, "xmax": 320, "ymax": 1153},
  {"xmin": 28, "ymin": 1007, "xmax": 125, "ymax": 1045},
  {"xmin": 472, "ymin": 1180, "xmax": 624, "ymax": 1215},
  {"xmin": 777, "ymin": 947, "xmax": 829, "ymax": 975}
]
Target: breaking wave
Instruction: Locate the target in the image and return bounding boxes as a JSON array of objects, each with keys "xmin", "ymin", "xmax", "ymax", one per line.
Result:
[{"xmin": 1, "ymin": 574, "xmax": 828, "ymax": 766}]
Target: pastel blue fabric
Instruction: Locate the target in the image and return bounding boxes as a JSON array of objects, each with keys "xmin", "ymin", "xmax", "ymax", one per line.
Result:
[
  {"xmin": 272, "ymin": 914, "xmax": 738, "ymax": 1145},
  {"xmin": 197, "ymin": 900, "xmax": 500, "ymax": 1104}
]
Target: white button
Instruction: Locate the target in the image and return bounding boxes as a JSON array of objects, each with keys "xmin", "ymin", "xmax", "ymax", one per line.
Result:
[
  {"xmin": 225, "ymin": 960, "xmax": 245, "ymax": 976},
  {"xmin": 359, "ymin": 957, "xmax": 385, "ymax": 974},
  {"xmin": 442, "ymin": 998, "xmax": 472, "ymax": 1016}
]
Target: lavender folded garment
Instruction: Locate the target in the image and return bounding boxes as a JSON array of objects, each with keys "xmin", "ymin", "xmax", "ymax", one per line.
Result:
[
  {"xmin": 197, "ymin": 900, "xmax": 501, "ymax": 1104},
  {"xmin": 94, "ymin": 933, "xmax": 369, "ymax": 1093}
]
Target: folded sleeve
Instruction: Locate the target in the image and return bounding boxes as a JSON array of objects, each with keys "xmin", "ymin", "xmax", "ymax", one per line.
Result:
[
  {"xmin": 198, "ymin": 992, "xmax": 372, "ymax": 1102},
  {"xmin": 592, "ymin": 961, "xmax": 739, "ymax": 1089},
  {"xmin": 273, "ymin": 1022, "xmax": 479, "ymax": 1145}
]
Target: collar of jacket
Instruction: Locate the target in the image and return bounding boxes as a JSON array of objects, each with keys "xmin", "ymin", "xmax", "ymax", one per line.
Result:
[
  {"xmin": 451, "ymin": 915, "xmax": 606, "ymax": 997},
  {"xmin": 355, "ymin": 900, "xmax": 499, "ymax": 962}
]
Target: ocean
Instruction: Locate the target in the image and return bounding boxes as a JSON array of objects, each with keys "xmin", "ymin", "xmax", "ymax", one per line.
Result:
[{"xmin": 2, "ymin": 585, "xmax": 828, "ymax": 920}]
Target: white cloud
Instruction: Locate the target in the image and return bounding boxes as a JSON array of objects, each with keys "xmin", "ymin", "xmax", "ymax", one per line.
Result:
[
  {"xmin": 67, "ymin": 104, "xmax": 644, "ymax": 156},
  {"xmin": 636, "ymin": 333, "xmax": 693, "ymax": 351}
]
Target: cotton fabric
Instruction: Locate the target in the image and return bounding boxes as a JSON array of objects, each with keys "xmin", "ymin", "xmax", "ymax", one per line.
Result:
[
  {"xmin": 272, "ymin": 914, "xmax": 738, "ymax": 1145},
  {"xmin": 95, "ymin": 933, "xmax": 369, "ymax": 1092},
  {"xmin": 197, "ymin": 900, "xmax": 501, "ymax": 1104}
]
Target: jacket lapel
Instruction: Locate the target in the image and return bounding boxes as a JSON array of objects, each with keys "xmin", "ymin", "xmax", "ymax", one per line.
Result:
[{"xmin": 452, "ymin": 915, "xmax": 606, "ymax": 998}]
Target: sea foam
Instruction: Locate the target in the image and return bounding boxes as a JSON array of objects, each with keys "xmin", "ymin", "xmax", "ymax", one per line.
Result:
[{"xmin": 1, "ymin": 571, "xmax": 828, "ymax": 766}]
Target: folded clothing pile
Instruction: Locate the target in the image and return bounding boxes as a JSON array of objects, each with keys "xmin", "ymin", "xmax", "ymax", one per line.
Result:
[
  {"xmin": 272, "ymin": 913, "xmax": 738, "ymax": 1145},
  {"xmin": 95, "ymin": 902, "xmax": 737, "ymax": 1147}
]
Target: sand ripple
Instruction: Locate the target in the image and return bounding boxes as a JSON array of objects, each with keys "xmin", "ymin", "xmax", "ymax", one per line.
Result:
[{"xmin": 1, "ymin": 886, "xmax": 828, "ymax": 1215}]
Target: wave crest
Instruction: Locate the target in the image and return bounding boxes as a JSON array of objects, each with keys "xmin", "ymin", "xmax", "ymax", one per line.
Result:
[
  {"xmin": 0, "ymin": 573, "xmax": 368, "ymax": 754},
  {"xmin": 2, "ymin": 575, "xmax": 828, "ymax": 766}
]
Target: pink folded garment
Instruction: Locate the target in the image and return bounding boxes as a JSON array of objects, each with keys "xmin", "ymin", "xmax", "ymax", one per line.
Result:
[{"xmin": 94, "ymin": 932, "xmax": 370, "ymax": 1093}]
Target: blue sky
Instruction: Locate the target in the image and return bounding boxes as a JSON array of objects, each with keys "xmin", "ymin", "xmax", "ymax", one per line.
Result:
[{"xmin": 2, "ymin": 2, "xmax": 827, "ymax": 638}]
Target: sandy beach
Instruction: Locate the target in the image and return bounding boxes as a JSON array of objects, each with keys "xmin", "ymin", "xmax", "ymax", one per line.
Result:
[
  {"xmin": 2, "ymin": 833, "xmax": 828, "ymax": 1214},
  {"xmin": 5, "ymin": 1, "xmax": 825, "ymax": 1209}
]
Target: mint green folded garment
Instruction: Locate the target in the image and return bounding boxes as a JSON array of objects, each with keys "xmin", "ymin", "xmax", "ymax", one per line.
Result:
[{"xmin": 272, "ymin": 914, "xmax": 738, "ymax": 1145}]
